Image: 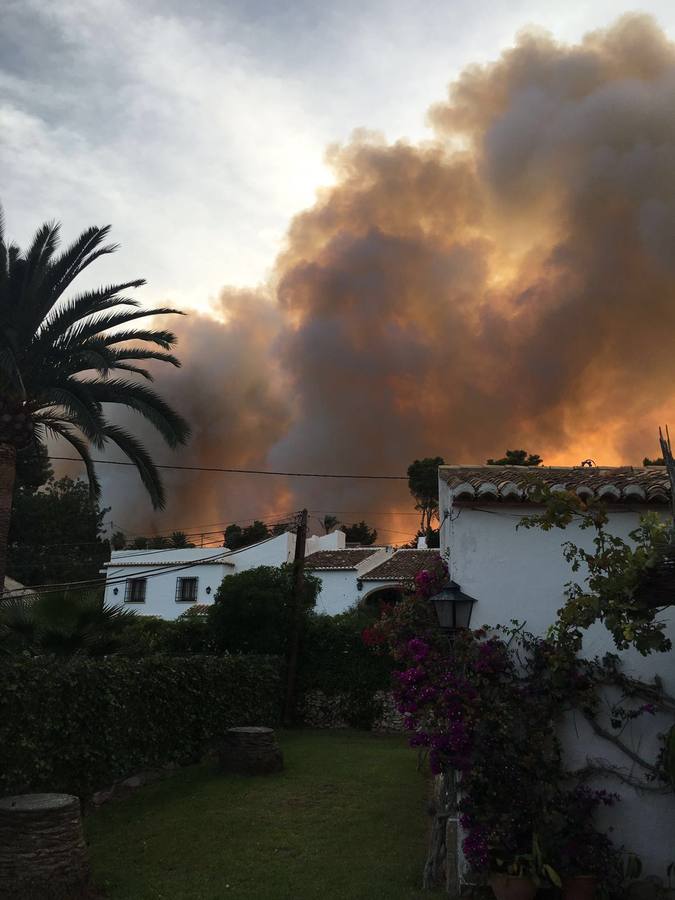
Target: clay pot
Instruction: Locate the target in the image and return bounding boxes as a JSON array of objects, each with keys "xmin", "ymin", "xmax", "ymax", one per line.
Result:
[
  {"xmin": 562, "ymin": 876, "xmax": 597, "ymax": 899},
  {"xmin": 489, "ymin": 873, "xmax": 538, "ymax": 900}
]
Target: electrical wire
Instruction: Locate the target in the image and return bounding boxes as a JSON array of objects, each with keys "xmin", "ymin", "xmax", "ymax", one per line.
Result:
[
  {"xmin": 2, "ymin": 514, "xmax": 303, "ymax": 597},
  {"xmin": 48, "ymin": 456, "xmax": 409, "ymax": 480}
]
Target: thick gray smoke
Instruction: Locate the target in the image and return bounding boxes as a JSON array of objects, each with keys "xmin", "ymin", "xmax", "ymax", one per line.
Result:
[{"xmin": 110, "ymin": 14, "xmax": 675, "ymax": 541}]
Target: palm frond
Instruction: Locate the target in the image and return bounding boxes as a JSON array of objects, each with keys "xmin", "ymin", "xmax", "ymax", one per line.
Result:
[
  {"xmin": 82, "ymin": 377, "xmax": 190, "ymax": 447},
  {"xmin": 107, "ymin": 362, "xmax": 153, "ymax": 379},
  {"xmin": 1, "ymin": 213, "xmax": 190, "ymax": 510},
  {"xmin": 18, "ymin": 222, "xmax": 61, "ymax": 325},
  {"xmin": 97, "ymin": 328, "xmax": 178, "ymax": 350},
  {"xmin": 106, "ymin": 347, "xmax": 181, "ymax": 368},
  {"xmin": 41, "ymin": 225, "xmax": 119, "ymax": 314},
  {"xmin": 34, "ymin": 281, "xmax": 144, "ymax": 345},
  {"xmin": 102, "ymin": 423, "xmax": 166, "ymax": 509},
  {"xmin": 58, "ymin": 307, "xmax": 183, "ymax": 350},
  {"xmin": 38, "ymin": 380, "xmax": 106, "ymax": 446},
  {"xmin": 38, "ymin": 416, "xmax": 101, "ymax": 499}
]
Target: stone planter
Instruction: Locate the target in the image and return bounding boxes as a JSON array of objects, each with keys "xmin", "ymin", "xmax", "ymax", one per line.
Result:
[
  {"xmin": 218, "ymin": 726, "xmax": 284, "ymax": 775},
  {"xmin": 489, "ymin": 873, "xmax": 538, "ymax": 900},
  {"xmin": 0, "ymin": 793, "xmax": 92, "ymax": 899},
  {"xmin": 562, "ymin": 875, "xmax": 597, "ymax": 899}
]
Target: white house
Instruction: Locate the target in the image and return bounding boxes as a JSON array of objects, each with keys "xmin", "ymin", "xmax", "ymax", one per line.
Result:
[
  {"xmin": 438, "ymin": 464, "xmax": 675, "ymax": 881},
  {"xmin": 306, "ymin": 545, "xmax": 441, "ymax": 615},
  {"xmin": 103, "ymin": 530, "xmax": 343, "ymax": 619},
  {"xmin": 103, "ymin": 528, "xmax": 441, "ymax": 620}
]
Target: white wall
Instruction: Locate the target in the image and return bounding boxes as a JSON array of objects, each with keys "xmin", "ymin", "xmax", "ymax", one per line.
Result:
[
  {"xmin": 313, "ymin": 570, "xmax": 363, "ymax": 615},
  {"xmin": 310, "ymin": 547, "xmax": 394, "ymax": 615},
  {"xmin": 306, "ymin": 531, "xmax": 346, "ymax": 555},
  {"xmin": 438, "ymin": 483, "xmax": 675, "ymax": 878},
  {"xmin": 224, "ymin": 532, "xmax": 295, "ymax": 570},
  {"xmin": 103, "ymin": 532, "xmax": 348, "ymax": 620},
  {"xmin": 103, "ymin": 548, "xmax": 231, "ymax": 620}
]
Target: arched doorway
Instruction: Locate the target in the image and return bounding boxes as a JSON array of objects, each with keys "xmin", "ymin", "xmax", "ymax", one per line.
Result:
[{"xmin": 359, "ymin": 585, "xmax": 405, "ymax": 612}]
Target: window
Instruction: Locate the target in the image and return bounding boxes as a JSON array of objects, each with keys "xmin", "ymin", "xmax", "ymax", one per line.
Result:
[
  {"xmin": 176, "ymin": 577, "xmax": 199, "ymax": 603},
  {"xmin": 125, "ymin": 578, "xmax": 147, "ymax": 603}
]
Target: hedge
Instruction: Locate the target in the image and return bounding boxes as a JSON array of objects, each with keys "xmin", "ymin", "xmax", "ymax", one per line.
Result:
[
  {"xmin": 0, "ymin": 655, "xmax": 283, "ymax": 797},
  {"xmin": 296, "ymin": 611, "xmax": 394, "ymax": 728}
]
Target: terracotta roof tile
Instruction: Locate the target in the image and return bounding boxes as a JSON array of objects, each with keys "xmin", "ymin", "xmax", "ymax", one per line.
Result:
[
  {"xmin": 361, "ymin": 550, "xmax": 442, "ymax": 583},
  {"xmin": 439, "ymin": 466, "xmax": 670, "ymax": 504},
  {"xmin": 305, "ymin": 549, "xmax": 381, "ymax": 570}
]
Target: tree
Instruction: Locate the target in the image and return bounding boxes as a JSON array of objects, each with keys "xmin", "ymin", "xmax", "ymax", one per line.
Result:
[
  {"xmin": 209, "ymin": 565, "xmax": 319, "ymax": 655},
  {"xmin": 7, "ymin": 476, "xmax": 109, "ymax": 586},
  {"xmin": 170, "ymin": 530, "xmax": 193, "ymax": 548},
  {"xmin": 487, "ymin": 449, "xmax": 543, "ymax": 467},
  {"xmin": 0, "ymin": 209, "xmax": 191, "ymax": 592},
  {"xmin": 322, "ymin": 515, "xmax": 339, "ymax": 534},
  {"xmin": 344, "ymin": 521, "xmax": 378, "ymax": 545},
  {"xmin": 0, "ymin": 589, "xmax": 137, "ymax": 656},
  {"xmin": 643, "ymin": 457, "xmax": 665, "ymax": 466},
  {"xmin": 14, "ymin": 440, "xmax": 53, "ymax": 491},
  {"xmin": 223, "ymin": 520, "xmax": 271, "ymax": 550},
  {"xmin": 407, "ymin": 457, "xmax": 445, "ymax": 532},
  {"xmin": 519, "ymin": 488, "xmax": 672, "ymax": 655},
  {"xmin": 110, "ymin": 531, "xmax": 127, "ymax": 550},
  {"xmin": 270, "ymin": 522, "xmax": 289, "ymax": 536}
]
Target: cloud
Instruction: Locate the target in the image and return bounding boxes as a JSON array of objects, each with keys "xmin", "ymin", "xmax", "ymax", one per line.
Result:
[{"xmin": 129, "ymin": 14, "xmax": 675, "ymax": 539}]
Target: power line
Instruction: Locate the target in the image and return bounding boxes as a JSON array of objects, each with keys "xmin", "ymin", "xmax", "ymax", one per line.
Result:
[
  {"xmin": 48, "ymin": 456, "xmax": 409, "ymax": 480},
  {"xmin": 2, "ymin": 514, "xmax": 306, "ymax": 599}
]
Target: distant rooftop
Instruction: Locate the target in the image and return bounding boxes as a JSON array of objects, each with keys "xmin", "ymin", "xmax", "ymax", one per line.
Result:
[
  {"xmin": 305, "ymin": 548, "xmax": 381, "ymax": 570},
  {"xmin": 361, "ymin": 549, "xmax": 441, "ymax": 583},
  {"xmin": 439, "ymin": 465, "xmax": 671, "ymax": 504}
]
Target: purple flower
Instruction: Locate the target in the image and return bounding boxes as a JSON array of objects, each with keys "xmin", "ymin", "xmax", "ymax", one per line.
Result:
[
  {"xmin": 463, "ymin": 825, "xmax": 489, "ymax": 870},
  {"xmin": 407, "ymin": 638, "xmax": 431, "ymax": 661}
]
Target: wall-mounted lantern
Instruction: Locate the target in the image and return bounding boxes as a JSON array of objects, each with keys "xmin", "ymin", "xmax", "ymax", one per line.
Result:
[{"xmin": 430, "ymin": 581, "xmax": 476, "ymax": 632}]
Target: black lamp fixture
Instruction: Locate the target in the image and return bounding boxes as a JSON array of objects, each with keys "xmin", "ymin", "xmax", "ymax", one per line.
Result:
[{"xmin": 430, "ymin": 581, "xmax": 477, "ymax": 632}]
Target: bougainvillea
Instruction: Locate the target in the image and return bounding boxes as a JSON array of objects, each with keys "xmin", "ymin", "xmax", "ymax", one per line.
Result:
[{"xmin": 363, "ymin": 594, "xmax": 645, "ymax": 882}]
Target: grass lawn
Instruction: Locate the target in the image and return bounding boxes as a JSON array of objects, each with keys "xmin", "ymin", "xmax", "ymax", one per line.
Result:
[{"xmin": 86, "ymin": 729, "xmax": 443, "ymax": 900}]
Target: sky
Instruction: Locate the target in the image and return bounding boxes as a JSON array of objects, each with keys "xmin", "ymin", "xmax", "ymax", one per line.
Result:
[
  {"xmin": 3, "ymin": 0, "xmax": 675, "ymax": 309},
  {"xmin": 4, "ymin": 1, "xmax": 675, "ymax": 543}
]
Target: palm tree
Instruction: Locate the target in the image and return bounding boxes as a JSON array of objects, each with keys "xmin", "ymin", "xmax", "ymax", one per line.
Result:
[
  {"xmin": 0, "ymin": 208, "xmax": 190, "ymax": 592},
  {"xmin": 322, "ymin": 514, "xmax": 339, "ymax": 534}
]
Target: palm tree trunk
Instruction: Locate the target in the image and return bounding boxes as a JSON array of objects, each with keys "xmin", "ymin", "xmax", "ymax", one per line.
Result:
[{"xmin": 0, "ymin": 442, "xmax": 17, "ymax": 595}]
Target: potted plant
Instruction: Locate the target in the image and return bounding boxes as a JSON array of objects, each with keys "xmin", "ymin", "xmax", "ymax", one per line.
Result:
[
  {"xmin": 489, "ymin": 835, "xmax": 561, "ymax": 900},
  {"xmin": 548, "ymin": 787, "xmax": 621, "ymax": 899}
]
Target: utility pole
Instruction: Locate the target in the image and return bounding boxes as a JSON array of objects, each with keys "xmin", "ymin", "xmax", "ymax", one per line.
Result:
[
  {"xmin": 283, "ymin": 508, "xmax": 308, "ymax": 726},
  {"xmin": 659, "ymin": 426, "xmax": 675, "ymax": 527}
]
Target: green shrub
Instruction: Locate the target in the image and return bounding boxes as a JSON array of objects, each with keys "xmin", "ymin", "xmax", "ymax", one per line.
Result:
[
  {"xmin": 118, "ymin": 611, "xmax": 216, "ymax": 656},
  {"xmin": 297, "ymin": 607, "xmax": 393, "ymax": 727},
  {"xmin": 0, "ymin": 655, "xmax": 283, "ymax": 797},
  {"xmin": 209, "ymin": 565, "xmax": 319, "ymax": 655}
]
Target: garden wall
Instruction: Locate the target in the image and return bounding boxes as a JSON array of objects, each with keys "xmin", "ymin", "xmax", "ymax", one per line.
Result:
[
  {"xmin": 299, "ymin": 689, "xmax": 404, "ymax": 731},
  {"xmin": 0, "ymin": 655, "xmax": 283, "ymax": 798}
]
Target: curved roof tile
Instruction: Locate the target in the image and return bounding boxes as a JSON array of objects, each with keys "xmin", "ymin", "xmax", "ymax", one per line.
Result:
[{"xmin": 439, "ymin": 465, "xmax": 671, "ymax": 504}]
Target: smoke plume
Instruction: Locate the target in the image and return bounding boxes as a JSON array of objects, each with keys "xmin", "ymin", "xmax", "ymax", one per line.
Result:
[{"xmin": 110, "ymin": 14, "xmax": 675, "ymax": 541}]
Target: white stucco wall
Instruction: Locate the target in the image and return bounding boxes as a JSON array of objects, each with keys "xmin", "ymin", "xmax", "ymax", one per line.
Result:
[
  {"xmin": 102, "ymin": 532, "xmax": 350, "ymax": 620},
  {"xmin": 438, "ymin": 482, "xmax": 675, "ymax": 878},
  {"xmin": 310, "ymin": 547, "xmax": 395, "ymax": 615},
  {"xmin": 313, "ymin": 570, "xmax": 363, "ymax": 615},
  {"xmin": 102, "ymin": 548, "xmax": 232, "ymax": 619}
]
